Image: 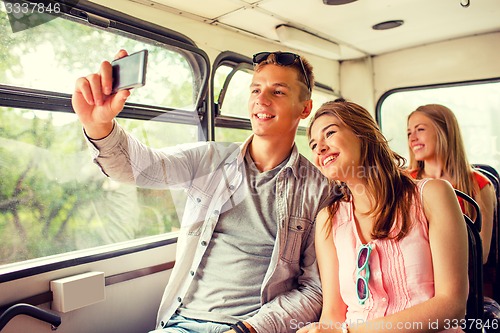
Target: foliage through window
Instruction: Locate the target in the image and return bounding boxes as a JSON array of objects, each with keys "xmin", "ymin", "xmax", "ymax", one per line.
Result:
[
  {"xmin": 0, "ymin": 10, "xmax": 201, "ymax": 110},
  {"xmin": 0, "ymin": 5, "xmax": 205, "ymax": 265}
]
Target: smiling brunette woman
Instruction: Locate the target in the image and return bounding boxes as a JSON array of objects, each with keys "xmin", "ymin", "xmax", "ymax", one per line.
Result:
[{"xmin": 297, "ymin": 99, "xmax": 468, "ymax": 333}]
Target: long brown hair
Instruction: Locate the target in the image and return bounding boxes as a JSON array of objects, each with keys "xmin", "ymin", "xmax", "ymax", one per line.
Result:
[
  {"xmin": 407, "ymin": 104, "xmax": 478, "ymax": 218},
  {"xmin": 308, "ymin": 99, "xmax": 418, "ymax": 240}
]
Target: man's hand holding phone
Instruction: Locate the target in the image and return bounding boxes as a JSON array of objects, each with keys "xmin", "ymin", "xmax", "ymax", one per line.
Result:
[{"xmin": 72, "ymin": 49, "xmax": 148, "ymax": 140}]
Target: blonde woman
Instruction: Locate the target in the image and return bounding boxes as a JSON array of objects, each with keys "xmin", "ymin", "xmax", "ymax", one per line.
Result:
[{"xmin": 407, "ymin": 104, "xmax": 496, "ymax": 264}]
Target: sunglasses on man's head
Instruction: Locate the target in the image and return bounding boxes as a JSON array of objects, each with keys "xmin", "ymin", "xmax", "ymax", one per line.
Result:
[{"xmin": 252, "ymin": 51, "xmax": 312, "ymax": 92}]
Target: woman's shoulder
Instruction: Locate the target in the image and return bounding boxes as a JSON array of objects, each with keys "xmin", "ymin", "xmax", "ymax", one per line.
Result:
[
  {"xmin": 411, "ymin": 177, "xmax": 439, "ymax": 191},
  {"xmin": 418, "ymin": 179, "xmax": 465, "ymax": 229},
  {"xmin": 316, "ymin": 201, "xmax": 351, "ymax": 228},
  {"xmin": 420, "ymin": 177, "xmax": 454, "ymax": 192},
  {"xmin": 316, "ymin": 206, "xmax": 330, "ymax": 222},
  {"xmin": 472, "ymin": 169, "xmax": 492, "ymax": 189},
  {"xmin": 416, "ymin": 178, "xmax": 457, "ymax": 205}
]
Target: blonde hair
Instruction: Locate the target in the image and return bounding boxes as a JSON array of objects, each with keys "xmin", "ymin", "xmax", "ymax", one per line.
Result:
[
  {"xmin": 407, "ymin": 104, "xmax": 478, "ymax": 218},
  {"xmin": 254, "ymin": 53, "xmax": 314, "ymax": 101},
  {"xmin": 308, "ymin": 99, "xmax": 418, "ymax": 240}
]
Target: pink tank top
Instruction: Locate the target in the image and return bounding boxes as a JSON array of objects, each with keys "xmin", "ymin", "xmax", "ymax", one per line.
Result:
[{"xmin": 332, "ymin": 179, "xmax": 462, "ymax": 332}]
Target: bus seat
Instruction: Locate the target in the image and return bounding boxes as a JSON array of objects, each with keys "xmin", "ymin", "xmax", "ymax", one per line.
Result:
[
  {"xmin": 455, "ymin": 189, "xmax": 484, "ymax": 333},
  {"xmin": 473, "ymin": 164, "xmax": 500, "ymax": 302},
  {"xmin": 465, "ymin": 217, "xmax": 485, "ymax": 333}
]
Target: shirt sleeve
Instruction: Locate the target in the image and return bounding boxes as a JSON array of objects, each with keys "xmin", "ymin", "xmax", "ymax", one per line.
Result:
[{"xmin": 84, "ymin": 120, "xmax": 202, "ymax": 189}]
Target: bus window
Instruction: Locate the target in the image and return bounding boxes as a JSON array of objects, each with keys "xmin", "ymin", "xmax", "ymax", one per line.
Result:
[
  {"xmin": 0, "ymin": 106, "xmax": 196, "ymax": 264},
  {"xmin": 378, "ymin": 81, "xmax": 500, "ymax": 172},
  {"xmin": 0, "ymin": 6, "xmax": 208, "ymax": 265},
  {"xmin": 213, "ymin": 64, "xmax": 254, "ymax": 142},
  {"xmin": 215, "ymin": 65, "xmax": 253, "ymax": 120},
  {"xmin": 0, "ymin": 12, "xmax": 205, "ymax": 111}
]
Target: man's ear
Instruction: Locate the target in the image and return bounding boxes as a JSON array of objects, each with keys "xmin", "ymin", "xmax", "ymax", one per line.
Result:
[{"xmin": 300, "ymin": 99, "xmax": 313, "ymax": 119}]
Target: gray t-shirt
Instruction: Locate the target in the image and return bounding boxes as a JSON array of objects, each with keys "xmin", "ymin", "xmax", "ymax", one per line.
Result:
[{"xmin": 178, "ymin": 150, "xmax": 286, "ymax": 324}]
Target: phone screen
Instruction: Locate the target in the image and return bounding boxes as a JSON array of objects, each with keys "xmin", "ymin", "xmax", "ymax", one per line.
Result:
[{"xmin": 111, "ymin": 49, "xmax": 148, "ymax": 94}]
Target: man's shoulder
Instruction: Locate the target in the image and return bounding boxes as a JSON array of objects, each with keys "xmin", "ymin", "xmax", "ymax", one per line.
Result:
[
  {"xmin": 295, "ymin": 154, "xmax": 328, "ymax": 179},
  {"xmin": 177, "ymin": 141, "xmax": 240, "ymax": 156},
  {"xmin": 162, "ymin": 141, "xmax": 241, "ymax": 169},
  {"xmin": 207, "ymin": 141, "xmax": 241, "ymax": 160},
  {"xmin": 292, "ymin": 156, "xmax": 332, "ymax": 213},
  {"xmin": 293, "ymin": 154, "xmax": 330, "ymax": 199},
  {"xmin": 204, "ymin": 140, "xmax": 240, "ymax": 150}
]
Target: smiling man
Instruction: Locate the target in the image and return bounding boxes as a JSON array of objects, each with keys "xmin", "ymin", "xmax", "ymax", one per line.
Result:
[{"xmin": 72, "ymin": 50, "xmax": 330, "ymax": 333}]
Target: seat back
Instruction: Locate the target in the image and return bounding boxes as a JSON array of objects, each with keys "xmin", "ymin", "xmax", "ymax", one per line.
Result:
[
  {"xmin": 455, "ymin": 189, "xmax": 484, "ymax": 333},
  {"xmin": 473, "ymin": 164, "xmax": 500, "ymax": 301}
]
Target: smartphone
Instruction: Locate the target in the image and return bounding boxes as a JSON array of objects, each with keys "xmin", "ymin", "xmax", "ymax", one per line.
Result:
[{"xmin": 111, "ymin": 49, "xmax": 148, "ymax": 94}]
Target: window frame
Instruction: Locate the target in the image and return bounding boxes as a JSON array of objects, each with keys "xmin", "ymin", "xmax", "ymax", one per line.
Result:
[
  {"xmin": 0, "ymin": 0, "xmax": 210, "ymax": 280},
  {"xmin": 376, "ymin": 77, "xmax": 500, "ymax": 126},
  {"xmin": 375, "ymin": 77, "xmax": 500, "ymax": 169}
]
